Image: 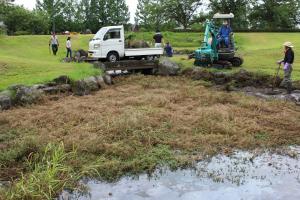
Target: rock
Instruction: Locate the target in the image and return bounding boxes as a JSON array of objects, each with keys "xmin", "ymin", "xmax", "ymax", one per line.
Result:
[
  {"xmin": 291, "ymin": 93, "xmax": 300, "ymax": 102},
  {"xmin": 83, "ymin": 76, "xmax": 100, "ymax": 91},
  {"xmin": 212, "ymin": 72, "xmax": 232, "ymax": 85},
  {"xmin": 191, "ymin": 68, "xmax": 213, "ymax": 81},
  {"xmin": 53, "ymin": 76, "xmax": 71, "ymax": 85},
  {"xmin": 224, "ymin": 82, "xmax": 238, "ymax": 92},
  {"xmin": 42, "ymin": 84, "xmax": 72, "ymax": 95},
  {"xmin": 93, "ymin": 62, "xmax": 106, "ymax": 71},
  {"xmin": 0, "ymin": 90, "xmax": 13, "ymax": 110},
  {"xmin": 72, "ymin": 76, "xmax": 101, "ymax": 96},
  {"xmin": 31, "ymin": 84, "xmax": 47, "ymax": 90},
  {"xmin": 14, "ymin": 86, "xmax": 43, "ymax": 105},
  {"xmin": 232, "ymin": 69, "xmax": 253, "ymax": 87},
  {"xmin": 95, "ymin": 76, "xmax": 106, "ymax": 88},
  {"xmin": 8, "ymin": 84, "xmax": 24, "ymax": 91},
  {"xmin": 74, "ymin": 49, "xmax": 88, "ymax": 62},
  {"xmin": 72, "ymin": 80, "xmax": 90, "ymax": 96},
  {"xmin": 158, "ymin": 57, "xmax": 180, "ymax": 76},
  {"xmin": 103, "ymin": 74, "xmax": 113, "ymax": 85},
  {"xmin": 77, "ymin": 56, "xmax": 87, "ymax": 63},
  {"xmin": 62, "ymin": 57, "xmax": 73, "ymax": 63},
  {"xmin": 180, "ymin": 68, "xmax": 194, "ymax": 76},
  {"xmin": 287, "ymin": 150, "xmax": 298, "ymax": 158}
]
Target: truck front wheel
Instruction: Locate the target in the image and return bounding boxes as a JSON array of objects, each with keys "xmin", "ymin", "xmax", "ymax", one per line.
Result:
[{"xmin": 107, "ymin": 52, "xmax": 119, "ymax": 62}]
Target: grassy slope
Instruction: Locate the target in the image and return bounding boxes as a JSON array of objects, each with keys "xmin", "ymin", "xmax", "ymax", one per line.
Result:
[
  {"xmin": 132, "ymin": 32, "xmax": 300, "ymax": 79},
  {"xmin": 0, "ymin": 35, "xmax": 99, "ymax": 90},
  {"xmin": 0, "ymin": 32, "xmax": 299, "ymax": 91}
]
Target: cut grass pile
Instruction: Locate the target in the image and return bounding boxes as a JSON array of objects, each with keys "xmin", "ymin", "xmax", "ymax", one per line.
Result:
[
  {"xmin": 1, "ymin": 75, "xmax": 300, "ymax": 199},
  {"xmin": 0, "ymin": 34, "xmax": 99, "ymax": 91}
]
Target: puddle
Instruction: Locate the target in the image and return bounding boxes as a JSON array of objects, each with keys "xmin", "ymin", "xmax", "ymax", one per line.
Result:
[
  {"xmin": 60, "ymin": 147, "xmax": 300, "ymax": 200},
  {"xmin": 242, "ymin": 87, "xmax": 300, "ymax": 103}
]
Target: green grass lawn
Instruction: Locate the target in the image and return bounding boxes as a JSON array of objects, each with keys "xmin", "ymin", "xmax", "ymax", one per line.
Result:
[
  {"xmin": 0, "ymin": 32, "xmax": 299, "ymax": 91},
  {"xmin": 0, "ymin": 34, "xmax": 99, "ymax": 91},
  {"xmin": 137, "ymin": 32, "xmax": 299, "ymax": 80},
  {"xmin": 131, "ymin": 32, "xmax": 300, "ymax": 79}
]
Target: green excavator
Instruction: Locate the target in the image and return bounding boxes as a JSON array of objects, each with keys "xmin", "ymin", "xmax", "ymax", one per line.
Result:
[{"xmin": 191, "ymin": 13, "xmax": 243, "ymax": 69}]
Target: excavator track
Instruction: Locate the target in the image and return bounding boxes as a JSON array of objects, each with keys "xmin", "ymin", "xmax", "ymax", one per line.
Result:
[{"xmin": 213, "ymin": 60, "xmax": 233, "ymax": 69}]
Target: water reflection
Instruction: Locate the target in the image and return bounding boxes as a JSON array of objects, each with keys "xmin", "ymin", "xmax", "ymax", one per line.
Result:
[{"xmin": 60, "ymin": 147, "xmax": 300, "ymax": 200}]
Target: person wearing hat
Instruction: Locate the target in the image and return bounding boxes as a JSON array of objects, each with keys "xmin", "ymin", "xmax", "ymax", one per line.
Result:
[
  {"xmin": 277, "ymin": 42, "xmax": 295, "ymax": 94},
  {"xmin": 218, "ymin": 20, "xmax": 232, "ymax": 48}
]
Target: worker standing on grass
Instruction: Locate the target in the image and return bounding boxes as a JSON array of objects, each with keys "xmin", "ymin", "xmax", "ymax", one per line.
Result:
[
  {"xmin": 66, "ymin": 37, "xmax": 72, "ymax": 58},
  {"xmin": 49, "ymin": 32, "xmax": 59, "ymax": 56},
  {"xmin": 218, "ymin": 20, "xmax": 232, "ymax": 48},
  {"xmin": 153, "ymin": 30, "xmax": 163, "ymax": 48},
  {"xmin": 277, "ymin": 42, "xmax": 295, "ymax": 94}
]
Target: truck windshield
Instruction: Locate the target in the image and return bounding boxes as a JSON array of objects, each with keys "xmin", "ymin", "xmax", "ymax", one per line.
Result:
[{"xmin": 93, "ymin": 28, "xmax": 108, "ymax": 40}]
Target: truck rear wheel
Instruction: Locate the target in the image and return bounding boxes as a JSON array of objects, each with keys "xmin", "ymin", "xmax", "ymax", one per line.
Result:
[{"xmin": 107, "ymin": 52, "xmax": 119, "ymax": 62}]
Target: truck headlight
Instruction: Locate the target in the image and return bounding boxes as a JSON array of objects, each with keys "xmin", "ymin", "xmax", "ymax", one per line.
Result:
[{"xmin": 94, "ymin": 44, "xmax": 100, "ymax": 49}]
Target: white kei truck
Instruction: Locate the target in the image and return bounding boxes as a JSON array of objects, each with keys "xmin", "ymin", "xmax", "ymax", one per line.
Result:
[{"xmin": 88, "ymin": 25, "xmax": 164, "ymax": 62}]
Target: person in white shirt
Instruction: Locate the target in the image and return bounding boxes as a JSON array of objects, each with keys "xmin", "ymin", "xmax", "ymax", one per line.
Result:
[
  {"xmin": 49, "ymin": 32, "xmax": 59, "ymax": 55},
  {"xmin": 66, "ymin": 37, "xmax": 72, "ymax": 58}
]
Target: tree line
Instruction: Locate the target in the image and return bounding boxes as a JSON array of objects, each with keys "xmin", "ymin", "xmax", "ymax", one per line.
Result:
[
  {"xmin": 136, "ymin": 0, "xmax": 300, "ymax": 31},
  {"xmin": 0, "ymin": 0, "xmax": 300, "ymax": 35}
]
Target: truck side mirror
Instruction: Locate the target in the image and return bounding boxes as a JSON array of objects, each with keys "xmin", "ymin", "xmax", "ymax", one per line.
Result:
[{"xmin": 103, "ymin": 35, "xmax": 109, "ymax": 41}]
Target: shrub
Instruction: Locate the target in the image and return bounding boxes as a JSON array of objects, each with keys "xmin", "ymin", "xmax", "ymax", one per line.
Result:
[{"xmin": 14, "ymin": 31, "xmax": 31, "ymax": 36}]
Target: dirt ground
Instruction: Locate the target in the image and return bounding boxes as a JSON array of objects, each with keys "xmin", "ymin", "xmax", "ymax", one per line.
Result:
[{"xmin": 1, "ymin": 75, "xmax": 300, "ymax": 182}]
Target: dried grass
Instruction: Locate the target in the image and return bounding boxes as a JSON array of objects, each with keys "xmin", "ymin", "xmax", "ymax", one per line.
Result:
[{"xmin": 1, "ymin": 75, "xmax": 300, "ymax": 182}]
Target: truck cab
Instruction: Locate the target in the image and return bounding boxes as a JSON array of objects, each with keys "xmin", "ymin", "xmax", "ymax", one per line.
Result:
[{"xmin": 88, "ymin": 25, "xmax": 163, "ymax": 62}]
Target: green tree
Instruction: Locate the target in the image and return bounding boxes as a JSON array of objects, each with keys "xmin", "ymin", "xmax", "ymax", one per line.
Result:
[
  {"xmin": 106, "ymin": 0, "xmax": 129, "ymax": 25},
  {"xmin": 29, "ymin": 11, "xmax": 50, "ymax": 34},
  {"xmin": 249, "ymin": 0, "xmax": 300, "ymax": 30},
  {"xmin": 2, "ymin": 5, "xmax": 31, "ymax": 34},
  {"xmin": 164, "ymin": 0, "xmax": 203, "ymax": 30},
  {"xmin": 76, "ymin": 0, "xmax": 90, "ymax": 31},
  {"xmin": 85, "ymin": 0, "xmax": 129, "ymax": 33},
  {"xmin": 36, "ymin": 0, "xmax": 64, "ymax": 32},
  {"xmin": 135, "ymin": 0, "xmax": 168, "ymax": 30},
  {"xmin": 209, "ymin": 0, "xmax": 250, "ymax": 30},
  {"xmin": 1, "ymin": 5, "xmax": 49, "ymax": 34}
]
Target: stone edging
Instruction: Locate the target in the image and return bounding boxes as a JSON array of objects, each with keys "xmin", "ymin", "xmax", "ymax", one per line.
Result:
[{"xmin": 0, "ymin": 74, "xmax": 113, "ymax": 111}]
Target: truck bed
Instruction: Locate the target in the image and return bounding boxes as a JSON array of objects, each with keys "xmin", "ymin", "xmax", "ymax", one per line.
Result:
[{"xmin": 125, "ymin": 48, "xmax": 164, "ymax": 57}]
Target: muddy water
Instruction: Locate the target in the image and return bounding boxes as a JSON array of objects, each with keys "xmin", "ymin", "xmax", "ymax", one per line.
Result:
[
  {"xmin": 60, "ymin": 147, "xmax": 300, "ymax": 200},
  {"xmin": 242, "ymin": 87, "xmax": 300, "ymax": 103}
]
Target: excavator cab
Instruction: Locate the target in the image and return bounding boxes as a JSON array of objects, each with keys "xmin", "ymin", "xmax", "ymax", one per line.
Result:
[{"xmin": 213, "ymin": 13, "xmax": 236, "ymax": 61}]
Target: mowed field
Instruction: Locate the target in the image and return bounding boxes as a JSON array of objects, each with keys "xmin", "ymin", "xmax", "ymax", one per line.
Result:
[
  {"xmin": 0, "ymin": 34, "xmax": 99, "ymax": 90},
  {"xmin": 0, "ymin": 32, "xmax": 299, "ymax": 90}
]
